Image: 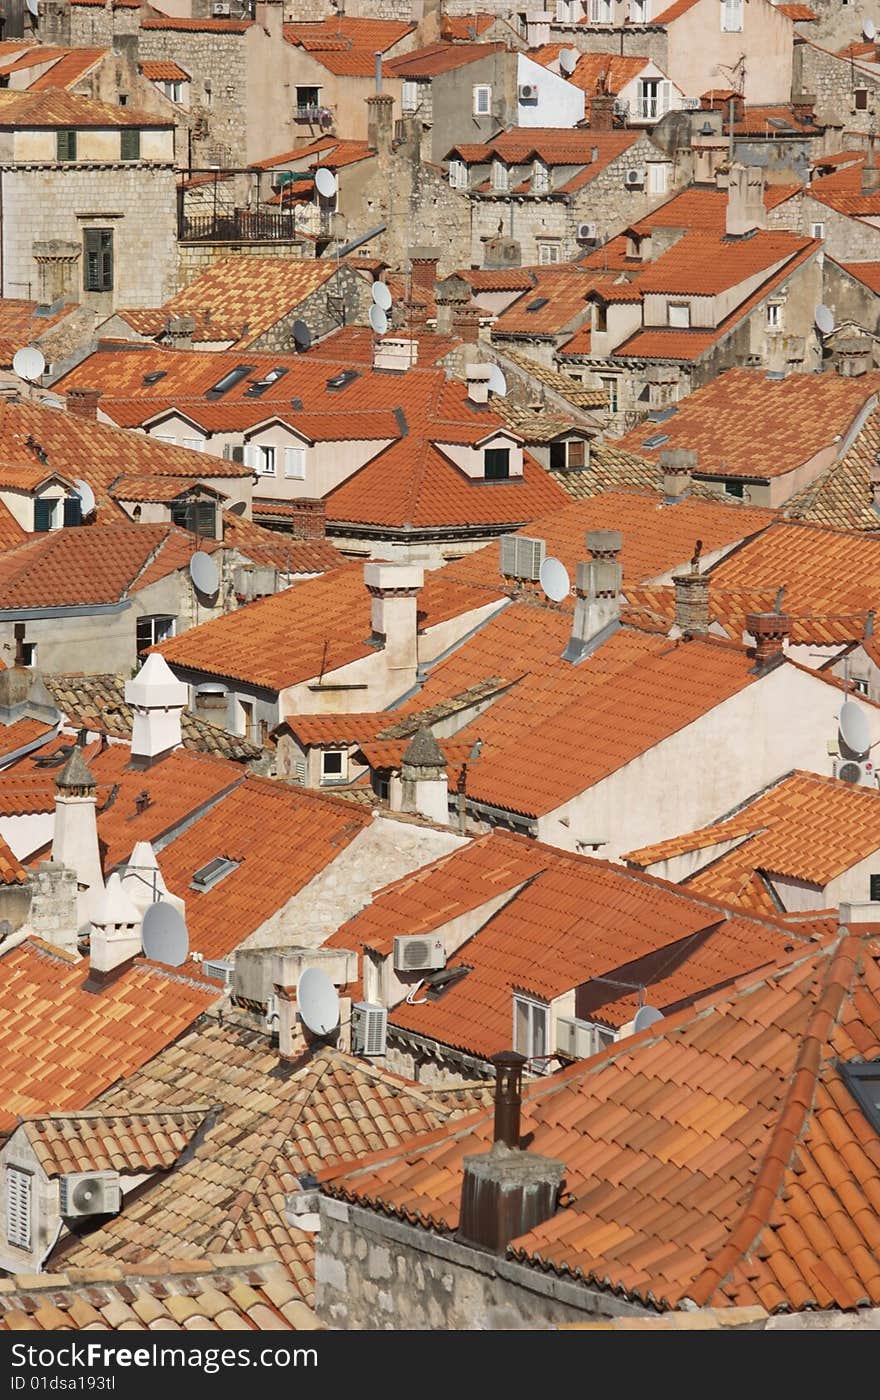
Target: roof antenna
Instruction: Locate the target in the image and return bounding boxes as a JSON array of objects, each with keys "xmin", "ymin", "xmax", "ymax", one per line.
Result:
[
  {"xmin": 690, "ymin": 538, "xmax": 702, "ymax": 573},
  {"xmin": 774, "ymin": 585, "xmax": 786, "ymax": 614}
]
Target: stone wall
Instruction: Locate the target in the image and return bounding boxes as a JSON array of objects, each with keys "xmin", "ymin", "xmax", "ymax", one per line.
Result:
[
  {"xmin": 799, "ymin": 194, "xmax": 880, "ymax": 260},
  {"xmin": 796, "ymin": 0, "xmax": 880, "ymax": 51},
  {"xmin": 795, "ymin": 38, "xmax": 880, "ymax": 128},
  {"xmin": 249, "ymin": 263, "xmax": 373, "ymax": 351},
  {"xmin": 314, "ymin": 1197, "xmax": 649, "ymax": 1329},
  {"xmin": 824, "ymin": 259, "xmax": 880, "ymax": 334},
  {"xmin": 2, "ymin": 164, "xmax": 177, "ymax": 309},
  {"xmin": 177, "ymin": 238, "xmax": 310, "ymax": 286},
  {"xmin": 138, "ymin": 28, "xmax": 250, "ymax": 168}
]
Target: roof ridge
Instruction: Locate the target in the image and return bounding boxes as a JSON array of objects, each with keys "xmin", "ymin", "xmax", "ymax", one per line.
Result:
[{"xmin": 687, "ymin": 929, "xmax": 863, "ymax": 1307}]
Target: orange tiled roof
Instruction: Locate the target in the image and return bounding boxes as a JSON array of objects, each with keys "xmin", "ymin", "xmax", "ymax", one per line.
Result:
[
  {"xmin": 624, "ymin": 581, "xmax": 868, "ymax": 646},
  {"xmin": 156, "ymin": 777, "xmax": 371, "ymax": 962},
  {"xmin": 839, "ymin": 261, "xmax": 880, "ymax": 294},
  {"xmin": 0, "ymin": 87, "xmax": 170, "ymax": 129},
  {"xmin": 28, "ymin": 48, "xmax": 107, "ymax": 91},
  {"xmin": 322, "ymin": 928, "xmax": 880, "ymax": 1312},
  {"xmin": 0, "ymin": 940, "xmax": 217, "ymax": 1131},
  {"xmin": 385, "ymin": 40, "xmax": 502, "ymax": 78},
  {"xmin": 140, "ymin": 60, "xmax": 190, "ymax": 83},
  {"xmin": 450, "ymin": 127, "xmax": 640, "ymax": 173},
  {"xmin": 707, "ymin": 519, "xmax": 880, "ymax": 615},
  {"xmin": 808, "ymin": 155, "xmax": 880, "ymax": 218},
  {"xmin": 140, "ymin": 16, "xmax": 252, "ymax": 31},
  {"xmin": 283, "ymin": 16, "xmax": 413, "ymax": 52},
  {"xmin": 222, "ymin": 511, "xmax": 342, "ymax": 574},
  {"xmin": 626, "ymin": 770, "xmax": 880, "ymax": 908},
  {"xmin": 776, "ymin": 3, "xmax": 817, "ymax": 17},
  {"xmin": 440, "ymin": 14, "xmax": 496, "ymax": 39},
  {"xmin": 20, "ymin": 1108, "xmax": 210, "ymax": 1177},
  {"xmin": 635, "ymin": 229, "xmax": 813, "ymax": 296},
  {"xmin": 0, "ymin": 296, "xmax": 73, "ymax": 368},
  {"xmin": 784, "ymin": 405, "xmax": 880, "ymax": 532},
  {"xmin": 616, "ymin": 367, "xmax": 880, "ymax": 479},
  {"xmin": 492, "ymin": 266, "xmax": 609, "ymax": 338}
]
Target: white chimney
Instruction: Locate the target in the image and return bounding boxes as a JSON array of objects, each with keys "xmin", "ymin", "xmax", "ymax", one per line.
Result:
[
  {"xmin": 466, "ymin": 364, "xmax": 492, "ymax": 405},
  {"xmin": 125, "ymin": 654, "xmax": 187, "ymax": 766},
  {"xmin": 372, "ymin": 337, "xmax": 418, "ymax": 372},
  {"xmin": 563, "ymin": 530, "xmax": 623, "ymax": 662},
  {"xmin": 51, "ymin": 744, "xmax": 104, "ymax": 925},
  {"xmin": 400, "ymin": 726, "xmax": 449, "ymax": 825},
  {"xmin": 363, "ymin": 562, "xmax": 424, "ymax": 679},
  {"xmin": 725, "ymin": 162, "xmax": 766, "ymax": 238},
  {"xmin": 120, "ymin": 839, "xmax": 186, "ymax": 919},
  {"xmin": 89, "ymin": 872, "xmax": 143, "ymax": 980}
]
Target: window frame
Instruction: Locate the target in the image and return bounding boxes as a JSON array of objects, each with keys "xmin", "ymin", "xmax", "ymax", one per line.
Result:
[
  {"xmin": 600, "ymin": 375, "xmax": 619, "ymax": 413},
  {"xmin": 137, "ymin": 614, "xmax": 176, "ymax": 654},
  {"xmin": 513, "ymin": 994, "xmax": 550, "ymax": 1068},
  {"xmin": 6, "ymin": 1166, "xmax": 32, "ymax": 1251},
  {"xmin": 766, "ymin": 301, "xmax": 783, "ymax": 331},
  {"xmin": 283, "ymin": 445, "xmax": 306, "ymax": 479},
  {"xmin": 473, "ymin": 84, "xmax": 492, "ymax": 116},
  {"xmin": 83, "ymin": 228, "xmax": 113, "ymax": 293},
  {"xmin": 537, "ymin": 240, "xmax": 561, "ymax": 265},
  {"xmin": 402, "ymin": 80, "xmax": 419, "ymax": 113},
  {"xmin": 56, "ymin": 128, "xmax": 77, "ymax": 161},
  {"xmin": 668, "ymin": 300, "xmax": 691, "ymax": 329},
  {"xmin": 321, "ymin": 749, "xmax": 347, "ymax": 783},
  {"xmin": 722, "ymin": 0, "xmax": 743, "ymax": 31},
  {"xmin": 120, "ymin": 127, "xmax": 140, "ymax": 161},
  {"xmin": 484, "ymin": 446, "xmax": 511, "ymax": 480},
  {"xmin": 870, "ymin": 872, "xmax": 880, "ymax": 900}
]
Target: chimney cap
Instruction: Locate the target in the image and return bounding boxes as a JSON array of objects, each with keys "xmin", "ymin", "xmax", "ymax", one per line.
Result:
[
  {"xmin": 587, "ymin": 528, "xmax": 622, "ymax": 556},
  {"xmin": 56, "ymin": 744, "xmax": 97, "ymax": 793},
  {"xmin": 402, "ymin": 725, "xmax": 446, "ymax": 769}
]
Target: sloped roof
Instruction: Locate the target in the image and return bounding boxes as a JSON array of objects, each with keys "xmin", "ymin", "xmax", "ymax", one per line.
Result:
[
  {"xmin": 0, "ymin": 87, "xmax": 170, "ymax": 128},
  {"xmin": 19, "ymin": 1108, "xmax": 210, "ymax": 1177},
  {"xmin": 385, "ymin": 40, "xmax": 502, "ymax": 78},
  {"xmin": 784, "ymin": 406, "xmax": 880, "ymax": 532},
  {"xmin": 707, "ymin": 519, "xmax": 880, "ymax": 615},
  {"xmin": 0, "ymin": 523, "xmax": 207, "ymax": 609}
]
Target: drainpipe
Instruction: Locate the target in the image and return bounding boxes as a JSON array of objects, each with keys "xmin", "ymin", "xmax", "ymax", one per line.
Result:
[{"xmin": 374, "ymin": 50, "xmax": 382, "ymax": 94}]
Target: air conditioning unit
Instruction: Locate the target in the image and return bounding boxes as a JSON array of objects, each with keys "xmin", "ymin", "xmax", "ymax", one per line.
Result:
[
  {"xmin": 212, "ymin": 2, "xmax": 230, "ymax": 13},
  {"xmin": 203, "ymin": 957, "xmax": 234, "ymax": 985},
  {"xmin": 577, "ymin": 221, "xmax": 599, "ymax": 242},
  {"xmin": 393, "ymin": 934, "xmax": 446, "ymax": 973},
  {"xmin": 518, "ymin": 83, "xmax": 538, "ymax": 101},
  {"xmin": 352, "ymin": 1001, "xmax": 387, "ymax": 1056},
  {"xmin": 835, "ymin": 758, "xmax": 876, "ymax": 786},
  {"xmin": 556, "ymin": 1015, "xmax": 605, "ymax": 1060},
  {"xmin": 625, "ymin": 167, "xmax": 645, "ymax": 186},
  {"xmin": 59, "ymin": 1172, "xmax": 121, "ymax": 1219},
  {"xmin": 499, "ymin": 533, "xmax": 546, "ymax": 581},
  {"xmin": 682, "ymin": 96, "xmax": 701, "ymax": 110}
]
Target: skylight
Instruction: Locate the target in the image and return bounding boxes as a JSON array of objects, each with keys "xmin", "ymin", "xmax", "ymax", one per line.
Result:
[
  {"xmin": 642, "ymin": 433, "xmax": 670, "ymax": 449},
  {"xmin": 840, "ymin": 1059, "xmax": 880, "ymax": 1134},
  {"xmin": 142, "ymin": 370, "xmax": 167, "ymax": 386},
  {"xmin": 526, "ymin": 297, "xmax": 549, "ymax": 313},
  {"xmin": 190, "ymin": 856, "xmax": 240, "ymax": 892},
  {"xmin": 244, "ymin": 367, "xmax": 289, "ymax": 397},
  {"xmin": 326, "ymin": 369, "xmax": 359, "ymax": 391},
  {"xmin": 206, "ymin": 365, "xmax": 256, "ymax": 399}
]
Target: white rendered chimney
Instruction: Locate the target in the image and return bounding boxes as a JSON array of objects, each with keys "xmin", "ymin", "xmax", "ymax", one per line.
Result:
[
  {"xmin": 363, "ymin": 562, "xmax": 424, "ymax": 678},
  {"xmin": 89, "ymin": 872, "xmax": 143, "ymax": 979},
  {"xmin": 125, "ymin": 654, "xmax": 188, "ymax": 766},
  {"xmin": 466, "ymin": 364, "xmax": 492, "ymax": 404},
  {"xmin": 51, "ymin": 744, "xmax": 104, "ymax": 925},
  {"xmin": 564, "ymin": 530, "xmax": 623, "ymax": 662}
]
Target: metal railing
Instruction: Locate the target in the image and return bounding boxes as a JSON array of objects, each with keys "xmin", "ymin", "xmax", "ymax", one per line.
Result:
[{"xmin": 180, "ymin": 209, "xmax": 299, "ymax": 242}]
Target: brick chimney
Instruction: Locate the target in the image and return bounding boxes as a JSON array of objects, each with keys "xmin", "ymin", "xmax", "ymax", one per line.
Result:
[
  {"xmin": 591, "ymin": 92, "xmax": 615, "ymax": 132},
  {"xmin": 673, "ymin": 572, "xmax": 710, "ymax": 634},
  {"xmin": 747, "ymin": 611, "xmax": 790, "ymax": 673},
  {"xmin": 456, "ymin": 1052, "xmax": 565, "ymax": 1254},
  {"xmin": 563, "ymin": 530, "xmax": 623, "ymax": 662},
  {"xmin": 409, "ymin": 247, "xmax": 440, "ymax": 293},
  {"xmin": 288, "ymin": 498, "xmax": 326, "ymax": 540},
  {"xmin": 66, "ymin": 387, "xmax": 101, "ymax": 420},
  {"xmin": 452, "ymin": 303, "xmax": 481, "ymax": 343},
  {"xmin": 659, "ymin": 447, "xmax": 696, "ymax": 502},
  {"xmin": 367, "ymin": 91, "xmax": 395, "ymax": 157}
]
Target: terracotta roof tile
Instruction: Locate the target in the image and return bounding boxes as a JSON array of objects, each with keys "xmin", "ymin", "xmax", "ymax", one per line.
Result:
[
  {"xmin": 140, "ymin": 17, "xmax": 252, "ymax": 32},
  {"xmin": 0, "ymin": 87, "xmax": 170, "ymax": 128},
  {"xmin": 20, "ymin": 1109, "xmax": 209, "ymax": 1177},
  {"xmin": 222, "ymin": 511, "xmax": 342, "ymax": 574},
  {"xmin": 0, "ymin": 296, "xmax": 73, "ymax": 369},
  {"xmin": 28, "ymin": 49, "xmax": 107, "ymax": 91},
  {"xmin": 634, "ymin": 229, "xmax": 813, "ymax": 296},
  {"xmin": 140, "ymin": 61, "xmax": 190, "ymax": 83},
  {"xmin": 0, "ymin": 523, "xmax": 206, "ymax": 609},
  {"xmin": 708, "ymin": 519, "xmax": 880, "ymax": 616},
  {"xmin": 784, "ymin": 406, "xmax": 880, "ymax": 531},
  {"xmin": 492, "ymin": 267, "xmax": 609, "ymax": 338},
  {"xmin": 385, "ymin": 41, "xmax": 502, "ymax": 78}
]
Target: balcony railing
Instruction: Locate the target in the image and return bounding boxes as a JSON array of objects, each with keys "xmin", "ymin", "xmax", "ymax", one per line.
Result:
[
  {"xmin": 180, "ymin": 209, "xmax": 300, "ymax": 242},
  {"xmin": 294, "ymin": 105, "xmax": 334, "ymax": 125}
]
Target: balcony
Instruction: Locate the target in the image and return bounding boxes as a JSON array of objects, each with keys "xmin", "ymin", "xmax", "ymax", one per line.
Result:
[
  {"xmin": 294, "ymin": 105, "xmax": 334, "ymax": 127},
  {"xmin": 179, "ymin": 208, "xmax": 300, "ymax": 243}
]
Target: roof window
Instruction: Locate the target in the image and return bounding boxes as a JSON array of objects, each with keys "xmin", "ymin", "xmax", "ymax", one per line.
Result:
[
  {"xmin": 840, "ymin": 1059, "xmax": 880, "ymax": 1135},
  {"xmin": 142, "ymin": 370, "xmax": 167, "ymax": 386},
  {"xmin": 641, "ymin": 432, "xmax": 670, "ymax": 449},
  {"xmin": 244, "ymin": 366, "xmax": 289, "ymax": 397},
  {"xmin": 206, "ymin": 364, "xmax": 256, "ymax": 399},
  {"xmin": 326, "ymin": 369, "xmax": 359, "ymax": 391},
  {"xmin": 526, "ymin": 297, "xmax": 549, "ymax": 313},
  {"xmin": 190, "ymin": 856, "xmax": 240, "ymax": 892}
]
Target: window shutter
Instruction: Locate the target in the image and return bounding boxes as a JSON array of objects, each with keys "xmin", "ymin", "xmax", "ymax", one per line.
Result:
[
  {"xmin": 6, "ymin": 1168, "xmax": 31, "ymax": 1250},
  {"xmin": 243, "ymin": 443, "xmax": 259, "ymax": 470},
  {"xmin": 34, "ymin": 498, "xmax": 53, "ymax": 532},
  {"xmin": 660, "ymin": 80, "xmax": 671, "ymax": 115},
  {"xmin": 101, "ymin": 233, "xmax": 113, "ymax": 291},
  {"xmin": 63, "ymin": 496, "xmax": 82, "ymax": 527},
  {"xmin": 194, "ymin": 502, "xmax": 215, "ymax": 538},
  {"xmin": 284, "ymin": 446, "xmax": 306, "ymax": 479},
  {"xmin": 56, "ymin": 129, "xmax": 76, "ymax": 161},
  {"xmin": 120, "ymin": 128, "xmax": 140, "ymax": 160}
]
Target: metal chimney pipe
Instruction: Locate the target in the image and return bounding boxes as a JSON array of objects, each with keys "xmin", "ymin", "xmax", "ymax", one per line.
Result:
[
  {"xmin": 374, "ymin": 50, "xmax": 382, "ymax": 94},
  {"xmin": 492, "ymin": 1050, "xmax": 526, "ymax": 1148}
]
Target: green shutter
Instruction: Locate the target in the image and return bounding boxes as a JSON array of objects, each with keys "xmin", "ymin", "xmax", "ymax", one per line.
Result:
[
  {"xmin": 56, "ymin": 129, "xmax": 76, "ymax": 161},
  {"xmin": 83, "ymin": 230, "xmax": 113, "ymax": 292},
  {"xmin": 120, "ymin": 128, "xmax": 140, "ymax": 161},
  {"xmin": 34, "ymin": 499, "xmax": 53, "ymax": 532}
]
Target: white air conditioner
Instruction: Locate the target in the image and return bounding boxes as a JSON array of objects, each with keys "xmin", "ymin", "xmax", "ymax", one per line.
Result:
[
  {"xmin": 212, "ymin": 2, "xmax": 230, "ymax": 13},
  {"xmin": 518, "ymin": 83, "xmax": 538, "ymax": 101},
  {"xmin": 577, "ymin": 221, "xmax": 598, "ymax": 242},
  {"xmin": 682, "ymin": 96, "xmax": 701, "ymax": 110},
  {"xmin": 835, "ymin": 758, "xmax": 877, "ymax": 787},
  {"xmin": 625, "ymin": 167, "xmax": 645, "ymax": 186},
  {"xmin": 352, "ymin": 1002, "xmax": 387, "ymax": 1056},
  {"xmin": 393, "ymin": 934, "xmax": 446, "ymax": 973},
  {"xmin": 59, "ymin": 1171, "xmax": 121, "ymax": 1219},
  {"xmin": 556, "ymin": 1015, "xmax": 605, "ymax": 1060},
  {"xmin": 500, "ymin": 534, "xmax": 546, "ymax": 581},
  {"xmin": 203, "ymin": 957, "xmax": 234, "ymax": 985}
]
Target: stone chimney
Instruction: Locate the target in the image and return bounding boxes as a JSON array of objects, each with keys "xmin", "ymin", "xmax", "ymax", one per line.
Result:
[
  {"xmin": 456, "ymin": 1052, "xmax": 565, "ymax": 1254},
  {"xmin": 409, "ymin": 248, "xmax": 440, "ymax": 293},
  {"xmin": 725, "ymin": 163, "xmax": 766, "ymax": 238},
  {"xmin": 66, "ymin": 388, "xmax": 101, "ymax": 420},
  {"xmin": 563, "ymin": 530, "xmax": 623, "ymax": 662},
  {"xmin": 672, "ymin": 571, "xmax": 710, "ymax": 634},
  {"xmin": 125, "ymin": 653, "xmax": 187, "ymax": 768},
  {"xmin": 434, "ymin": 274, "xmax": 471, "ymax": 337},
  {"xmin": 836, "ymin": 336, "xmax": 873, "ymax": 378},
  {"xmin": 790, "ymin": 92, "xmax": 816, "ymax": 124},
  {"xmin": 27, "ymin": 863, "xmax": 78, "ymax": 954},
  {"xmin": 591, "ymin": 91, "xmax": 615, "ymax": 133},
  {"xmin": 747, "ymin": 611, "xmax": 791, "ymax": 673},
  {"xmin": 400, "ymin": 726, "xmax": 449, "ymax": 825},
  {"xmin": 659, "ymin": 447, "xmax": 696, "ymax": 502},
  {"xmin": 166, "ymin": 315, "xmax": 196, "ymax": 351},
  {"xmin": 51, "ymin": 743, "xmax": 104, "ymax": 925},
  {"xmin": 367, "ymin": 91, "xmax": 395, "ymax": 157},
  {"xmin": 863, "ymin": 139, "xmax": 880, "ymax": 194},
  {"xmin": 88, "ymin": 873, "xmax": 143, "ymax": 983},
  {"xmin": 363, "ymin": 562, "xmax": 424, "ymax": 681},
  {"xmin": 254, "ymin": 0, "xmax": 283, "ymax": 38},
  {"xmin": 466, "ymin": 364, "xmax": 492, "ymax": 405}
]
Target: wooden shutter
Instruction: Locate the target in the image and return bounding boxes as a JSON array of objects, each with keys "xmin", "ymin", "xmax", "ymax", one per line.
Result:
[
  {"xmin": 33, "ymin": 498, "xmax": 53, "ymax": 532},
  {"xmin": 284, "ymin": 446, "xmax": 306, "ymax": 479},
  {"xmin": 120, "ymin": 128, "xmax": 140, "ymax": 160},
  {"xmin": 63, "ymin": 496, "xmax": 82, "ymax": 526},
  {"xmin": 6, "ymin": 1168, "xmax": 31, "ymax": 1250},
  {"xmin": 56, "ymin": 129, "xmax": 76, "ymax": 161}
]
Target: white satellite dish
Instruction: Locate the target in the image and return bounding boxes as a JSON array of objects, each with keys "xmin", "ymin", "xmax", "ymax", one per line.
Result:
[
  {"xmin": 25, "ymin": 0, "xmax": 38, "ymax": 15},
  {"xmin": 73, "ymin": 478, "xmax": 96, "ymax": 517},
  {"xmin": 314, "ymin": 166, "xmax": 338, "ymax": 199},
  {"xmin": 559, "ymin": 47, "xmax": 579, "ymax": 75},
  {"xmin": 189, "ymin": 549, "xmax": 219, "ymax": 595},
  {"xmin": 292, "ymin": 320, "xmax": 312, "ymax": 352},
  {"xmin": 840, "ymin": 699, "xmax": 871, "ymax": 757},
  {"xmin": 369, "ymin": 304, "xmax": 389, "ymax": 335},
  {"xmin": 539, "ymin": 556, "xmax": 571, "ymax": 603},
  {"xmin": 12, "ymin": 346, "xmax": 45, "ymax": 382},
  {"xmin": 371, "ymin": 281, "xmax": 393, "ymax": 312},
  {"xmin": 814, "ymin": 303, "xmax": 834, "ymax": 335},
  {"xmin": 142, "ymin": 901, "xmax": 189, "ymax": 968},
  {"xmin": 633, "ymin": 1004, "xmax": 664, "ymax": 1034},
  {"xmin": 486, "ymin": 364, "xmax": 508, "ymax": 397},
  {"xmin": 864, "ymin": 17, "xmax": 876, "ymax": 40},
  {"xmin": 297, "ymin": 966, "xmax": 340, "ymax": 1036}
]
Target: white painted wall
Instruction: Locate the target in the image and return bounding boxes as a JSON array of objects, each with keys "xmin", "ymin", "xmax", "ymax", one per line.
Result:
[{"xmin": 516, "ymin": 53, "xmax": 585, "ymax": 128}]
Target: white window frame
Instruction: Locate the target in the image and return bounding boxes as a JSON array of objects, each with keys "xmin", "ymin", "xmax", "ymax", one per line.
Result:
[
  {"xmin": 137, "ymin": 614, "xmax": 176, "ymax": 651},
  {"xmin": 600, "ymin": 375, "xmax": 619, "ymax": 413},
  {"xmin": 6, "ymin": 1167, "xmax": 31, "ymax": 1251},
  {"xmin": 722, "ymin": 0, "xmax": 743, "ymax": 31},
  {"xmin": 766, "ymin": 301, "xmax": 783, "ymax": 331},
  {"xmin": 245, "ymin": 443, "xmax": 276, "ymax": 476},
  {"xmin": 647, "ymin": 161, "xmax": 669, "ymax": 195},
  {"xmin": 630, "ymin": 0, "xmax": 648, "ymax": 19},
  {"xmin": 853, "ymin": 677, "xmax": 870, "ymax": 696},
  {"xmin": 811, "ymin": 221, "xmax": 825, "ymax": 240},
  {"xmin": 473, "ymin": 84, "xmax": 492, "ymax": 116},
  {"xmin": 638, "ymin": 77, "xmax": 660, "ymax": 121},
  {"xmin": 402, "ymin": 80, "xmax": 419, "ymax": 113},
  {"xmin": 537, "ymin": 241, "xmax": 561, "ymax": 265},
  {"xmin": 591, "ymin": 0, "xmax": 613, "ymax": 20},
  {"xmin": 448, "ymin": 158, "xmax": 468, "ymax": 189},
  {"xmin": 21, "ymin": 642, "xmax": 37, "ymax": 668},
  {"xmin": 283, "ymin": 445, "xmax": 306, "ymax": 479},
  {"xmin": 321, "ymin": 749, "xmax": 348, "ymax": 783},
  {"xmin": 532, "ymin": 159, "xmax": 550, "ymax": 193},
  {"xmin": 166, "ymin": 80, "xmax": 183, "ymax": 103},
  {"xmin": 492, "ymin": 159, "xmax": 509, "ymax": 191},
  {"xmin": 668, "ymin": 301, "xmax": 691, "ymax": 329},
  {"xmin": 513, "ymin": 995, "xmax": 550, "ymax": 1068}
]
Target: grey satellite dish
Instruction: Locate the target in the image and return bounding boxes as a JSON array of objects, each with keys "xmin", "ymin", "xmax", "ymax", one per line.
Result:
[
  {"xmin": 371, "ymin": 281, "xmax": 393, "ymax": 312},
  {"xmin": 24, "ymin": 0, "xmax": 38, "ymax": 15},
  {"xmin": 814, "ymin": 303, "xmax": 834, "ymax": 335},
  {"xmin": 559, "ymin": 47, "xmax": 579, "ymax": 75},
  {"xmin": 292, "ymin": 320, "xmax": 312, "ymax": 352},
  {"xmin": 486, "ymin": 364, "xmax": 508, "ymax": 397},
  {"xmin": 369, "ymin": 304, "xmax": 389, "ymax": 335},
  {"xmin": 142, "ymin": 901, "xmax": 189, "ymax": 968},
  {"xmin": 297, "ymin": 966, "xmax": 340, "ymax": 1036},
  {"xmin": 633, "ymin": 1004, "xmax": 664, "ymax": 1034},
  {"xmin": 189, "ymin": 549, "xmax": 219, "ymax": 595},
  {"xmin": 73, "ymin": 479, "xmax": 96, "ymax": 517},
  {"xmin": 865, "ymin": 17, "xmax": 876, "ymax": 39},
  {"xmin": 12, "ymin": 346, "xmax": 45, "ymax": 382},
  {"xmin": 539, "ymin": 556, "xmax": 571, "ymax": 603},
  {"xmin": 314, "ymin": 166, "xmax": 338, "ymax": 199},
  {"xmin": 840, "ymin": 699, "xmax": 871, "ymax": 757}
]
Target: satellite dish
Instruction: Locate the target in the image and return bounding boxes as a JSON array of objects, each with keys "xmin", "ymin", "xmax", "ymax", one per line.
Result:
[
  {"xmin": 24, "ymin": 0, "xmax": 38, "ymax": 15},
  {"xmin": 369, "ymin": 304, "xmax": 389, "ymax": 335},
  {"xmin": 864, "ymin": 17, "xmax": 876, "ymax": 39},
  {"xmin": 814, "ymin": 303, "xmax": 834, "ymax": 335},
  {"xmin": 292, "ymin": 320, "xmax": 312, "ymax": 352},
  {"xmin": 633, "ymin": 1005, "xmax": 664, "ymax": 1034},
  {"xmin": 371, "ymin": 281, "xmax": 393, "ymax": 312},
  {"xmin": 189, "ymin": 549, "xmax": 219, "ymax": 595},
  {"xmin": 142, "ymin": 901, "xmax": 189, "ymax": 968},
  {"xmin": 297, "ymin": 967, "xmax": 340, "ymax": 1036},
  {"xmin": 559, "ymin": 47, "xmax": 579, "ymax": 75},
  {"xmin": 840, "ymin": 699, "xmax": 871, "ymax": 757},
  {"xmin": 73, "ymin": 479, "xmax": 96, "ymax": 517},
  {"xmin": 314, "ymin": 166, "xmax": 337, "ymax": 199},
  {"xmin": 539, "ymin": 556, "xmax": 571, "ymax": 603},
  {"xmin": 12, "ymin": 346, "xmax": 45, "ymax": 382},
  {"xmin": 486, "ymin": 364, "xmax": 508, "ymax": 397}
]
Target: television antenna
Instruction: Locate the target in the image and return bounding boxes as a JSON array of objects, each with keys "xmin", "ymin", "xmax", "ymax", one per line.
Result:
[
  {"xmin": 141, "ymin": 901, "xmax": 189, "ymax": 968},
  {"xmin": 73, "ymin": 478, "xmax": 96, "ymax": 517},
  {"xmin": 814, "ymin": 304, "xmax": 834, "ymax": 336},
  {"xmin": 632, "ymin": 1004, "xmax": 664, "ymax": 1033},
  {"xmin": 189, "ymin": 549, "xmax": 219, "ymax": 595},
  {"xmin": 297, "ymin": 966, "xmax": 340, "ymax": 1036},
  {"xmin": 369, "ymin": 303, "xmax": 388, "ymax": 335},
  {"xmin": 486, "ymin": 364, "xmax": 508, "ymax": 397},
  {"xmin": 292, "ymin": 320, "xmax": 312, "ymax": 352},
  {"xmin": 12, "ymin": 346, "xmax": 45, "ymax": 382},
  {"xmin": 371, "ymin": 281, "xmax": 393, "ymax": 312},
  {"xmin": 839, "ymin": 699, "xmax": 871, "ymax": 757},
  {"xmin": 539, "ymin": 556, "xmax": 571, "ymax": 603},
  {"xmin": 314, "ymin": 166, "xmax": 338, "ymax": 199}
]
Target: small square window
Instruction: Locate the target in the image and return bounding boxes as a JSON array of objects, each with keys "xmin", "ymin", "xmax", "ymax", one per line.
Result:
[
  {"xmin": 321, "ymin": 749, "xmax": 346, "ymax": 782},
  {"xmin": 855, "ymin": 88, "xmax": 869, "ymax": 111},
  {"xmin": 766, "ymin": 302, "xmax": 783, "ymax": 330},
  {"xmin": 473, "ymin": 84, "xmax": 492, "ymax": 116},
  {"xmin": 668, "ymin": 302, "xmax": 691, "ymax": 329},
  {"xmin": 484, "ymin": 447, "xmax": 510, "ymax": 479},
  {"xmin": 537, "ymin": 241, "xmax": 561, "ymax": 265}
]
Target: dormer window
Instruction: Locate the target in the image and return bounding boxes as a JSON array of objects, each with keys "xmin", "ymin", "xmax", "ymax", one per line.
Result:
[
  {"xmin": 484, "ymin": 446, "xmax": 510, "ymax": 479},
  {"xmin": 492, "ymin": 160, "xmax": 509, "ymax": 192},
  {"xmin": 171, "ymin": 499, "xmax": 216, "ymax": 538},
  {"xmin": 532, "ymin": 159, "xmax": 550, "ymax": 193},
  {"xmin": 513, "ymin": 994, "xmax": 549, "ymax": 1067},
  {"xmin": 668, "ymin": 301, "xmax": 691, "ymax": 329},
  {"xmin": 321, "ymin": 750, "xmax": 347, "ymax": 784}
]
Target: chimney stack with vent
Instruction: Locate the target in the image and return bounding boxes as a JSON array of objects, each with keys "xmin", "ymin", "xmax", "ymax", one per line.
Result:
[
  {"xmin": 564, "ymin": 529, "xmax": 623, "ymax": 662},
  {"xmin": 400, "ymin": 726, "xmax": 449, "ymax": 824},
  {"xmin": 672, "ymin": 571, "xmax": 710, "ymax": 634},
  {"xmin": 590, "ymin": 91, "xmax": 614, "ymax": 132},
  {"xmin": 863, "ymin": 137, "xmax": 880, "ymax": 194},
  {"xmin": 367, "ymin": 91, "xmax": 395, "ymax": 158},
  {"xmin": 409, "ymin": 248, "xmax": 440, "ymax": 293},
  {"xmin": 660, "ymin": 447, "xmax": 696, "ymax": 502},
  {"xmin": 364, "ymin": 562, "xmax": 424, "ymax": 682},
  {"xmin": 66, "ymin": 388, "xmax": 101, "ymax": 420},
  {"xmin": 747, "ymin": 611, "xmax": 790, "ymax": 673},
  {"xmin": 456, "ymin": 1052, "xmax": 564, "ymax": 1254},
  {"xmin": 125, "ymin": 653, "xmax": 187, "ymax": 767},
  {"xmin": 166, "ymin": 315, "xmax": 196, "ymax": 351},
  {"xmin": 836, "ymin": 336, "xmax": 873, "ymax": 378},
  {"xmin": 51, "ymin": 744, "xmax": 104, "ymax": 925},
  {"xmin": 466, "ymin": 364, "xmax": 492, "ymax": 404},
  {"xmin": 725, "ymin": 163, "xmax": 766, "ymax": 238},
  {"xmin": 88, "ymin": 873, "xmax": 143, "ymax": 983}
]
